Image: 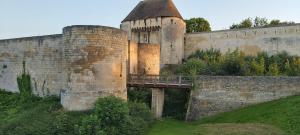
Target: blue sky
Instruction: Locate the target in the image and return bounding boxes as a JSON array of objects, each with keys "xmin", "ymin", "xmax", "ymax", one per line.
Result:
[{"xmin": 0, "ymin": 0, "xmax": 299, "ymax": 39}]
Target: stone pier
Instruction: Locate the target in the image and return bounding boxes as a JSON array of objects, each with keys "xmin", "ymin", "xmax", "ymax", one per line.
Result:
[{"xmin": 151, "ymin": 88, "xmax": 165, "ymax": 119}]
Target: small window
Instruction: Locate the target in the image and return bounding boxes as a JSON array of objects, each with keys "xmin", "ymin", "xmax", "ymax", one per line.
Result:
[
  {"xmin": 171, "ymin": 19, "xmax": 174, "ymax": 24},
  {"xmin": 144, "ymin": 34, "xmax": 148, "ymax": 43}
]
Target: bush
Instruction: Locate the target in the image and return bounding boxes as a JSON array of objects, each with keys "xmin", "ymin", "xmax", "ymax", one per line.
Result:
[
  {"xmin": 128, "ymin": 102, "xmax": 153, "ymax": 125},
  {"xmin": 79, "ymin": 96, "xmax": 153, "ymax": 135},
  {"xmin": 128, "ymin": 88, "xmax": 151, "ymax": 107},
  {"xmin": 180, "ymin": 49, "xmax": 300, "ymax": 76},
  {"xmin": 179, "ymin": 58, "xmax": 207, "ymax": 76},
  {"xmin": 93, "ymin": 96, "xmax": 129, "ymax": 134},
  {"xmin": 78, "ymin": 115, "xmax": 106, "ymax": 135}
]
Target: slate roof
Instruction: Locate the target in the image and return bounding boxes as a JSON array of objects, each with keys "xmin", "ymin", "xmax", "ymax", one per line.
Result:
[{"xmin": 122, "ymin": 0, "xmax": 183, "ymax": 22}]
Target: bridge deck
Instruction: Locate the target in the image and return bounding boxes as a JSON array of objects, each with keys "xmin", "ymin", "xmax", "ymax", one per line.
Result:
[{"xmin": 127, "ymin": 74, "xmax": 193, "ymax": 89}]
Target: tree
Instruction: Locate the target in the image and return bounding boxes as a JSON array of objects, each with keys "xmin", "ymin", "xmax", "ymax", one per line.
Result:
[
  {"xmin": 269, "ymin": 19, "xmax": 295, "ymax": 27},
  {"xmin": 254, "ymin": 17, "xmax": 269, "ymax": 27},
  {"xmin": 185, "ymin": 18, "xmax": 211, "ymax": 33},
  {"xmin": 230, "ymin": 17, "xmax": 295, "ymax": 29},
  {"xmin": 230, "ymin": 18, "xmax": 253, "ymax": 29},
  {"xmin": 269, "ymin": 19, "xmax": 281, "ymax": 26}
]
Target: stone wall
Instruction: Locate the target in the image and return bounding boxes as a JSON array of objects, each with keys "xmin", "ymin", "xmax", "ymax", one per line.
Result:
[
  {"xmin": 0, "ymin": 34, "xmax": 66, "ymax": 96},
  {"xmin": 186, "ymin": 76, "xmax": 300, "ymax": 121},
  {"xmin": 137, "ymin": 43, "xmax": 160, "ymax": 75},
  {"xmin": 129, "ymin": 41, "xmax": 138, "ymax": 74},
  {"xmin": 121, "ymin": 17, "xmax": 186, "ymax": 66},
  {"xmin": 161, "ymin": 17, "xmax": 186, "ymax": 65},
  {"xmin": 61, "ymin": 26, "xmax": 128, "ymax": 111},
  {"xmin": 185, "ymin": 24, "xmax": 300, "ymax": 58},
  {"xmin": 0, "ymin": 25, "xmax": 128, "ymax": 111}
]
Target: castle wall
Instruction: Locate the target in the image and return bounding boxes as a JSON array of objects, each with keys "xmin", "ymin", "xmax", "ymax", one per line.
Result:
[
  {"xmin": 129, "ymin": 41, "xmax": 138, "ymax": 74},
  {"xmin": 121, "ymin": 17, "xmax": 185, "ymax": 66},
  {"xmin": 137, "ymin": 43, "xmax": 160, "ymax": 75},
  {"xmin": 186, "ymin": 76, "xmax": 300, "ymax": 121},
  {"xmin": 161, "ymin": 17, "xmax": 186, "ymax": 65},
  {"xmin": 61, "ymin": 26, "xmax": 128, "ymax": 111},
  {"xmin": 185, "ymin": 24, "xmax": 300, "ymax": 58},
  {"xmin": 0, "ymin": 35, "xmax": 67, "ymax": 96}
]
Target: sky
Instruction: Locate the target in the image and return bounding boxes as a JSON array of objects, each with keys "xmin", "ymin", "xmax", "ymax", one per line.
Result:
[{"xmin": 0, "ymin": 0, "xmax": 300, "ymax": 39}]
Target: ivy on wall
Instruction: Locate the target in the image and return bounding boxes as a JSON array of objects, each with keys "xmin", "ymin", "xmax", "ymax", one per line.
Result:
[{"xmin": 17, "ymin": 61, "xmax": 33, "ymax": 101}]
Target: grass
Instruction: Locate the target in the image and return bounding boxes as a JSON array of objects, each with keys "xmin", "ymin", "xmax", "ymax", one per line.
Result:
[
  {"xmin": 148, "ymin": 96, "xmax": 300, "ymax": 135},
  {"xmin": 0, "ymin": 90, "xmax": 88, "ymax": 135}
]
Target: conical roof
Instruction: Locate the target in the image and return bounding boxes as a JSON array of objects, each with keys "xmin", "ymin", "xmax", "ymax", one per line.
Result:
[{"xmin": 122, "ymin": 0, "xmax": 183, "ymax": 22}]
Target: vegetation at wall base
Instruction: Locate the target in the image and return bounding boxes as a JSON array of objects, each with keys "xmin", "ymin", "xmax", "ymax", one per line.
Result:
[
  {"xmin": 147, "ymin": 96, "xmax": 300, "ymax": 135},
  {"xmin": 128, "ymin": 87, "xmax": 191, "ymax": 120},
  {"xmin": 163, "ymin": 89, "xmax": 190, "ymax": 120},
  {"xmin": 178, "ymin": 49, "xmax": 300, "ymax": 76},
  {"xmin": 0, "ymin": 90, "xmax": 153, "ymax": 135},
  {"xmin": 17, "ymin": 61, "xmax": 33, "ymax": 101}
]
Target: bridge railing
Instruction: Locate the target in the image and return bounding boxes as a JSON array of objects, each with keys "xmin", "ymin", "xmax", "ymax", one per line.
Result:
[{"xmin": 127, "ymin": 74, "xmax": 194, "ymax": 88}]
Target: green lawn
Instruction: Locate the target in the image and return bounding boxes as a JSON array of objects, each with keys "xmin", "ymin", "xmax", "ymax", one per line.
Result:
[{"xmin": 148, "ymin": 96, "xmax": 300, "ymax": 135}]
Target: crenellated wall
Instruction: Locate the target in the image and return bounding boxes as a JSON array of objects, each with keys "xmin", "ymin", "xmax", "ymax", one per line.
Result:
[
  {"xmin": 185, "ymin": 24, "xmax": 300, "ymax": 58},
  {"xmin": 186, "ymin": 76, "xmax": 300, "ymax": 121}
]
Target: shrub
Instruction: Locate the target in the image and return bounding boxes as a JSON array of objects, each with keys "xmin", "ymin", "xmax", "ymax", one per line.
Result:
[
  {"xmin": 93, "ymin": 96, "xmax": 129, "ymax": 134},
  {"xmin": 79, "ymin": 96, "xmax": 154, "ymax": 135},
  {"xmin": 128, "ymin": 88, "xmax": 151, "ymax": 107},
  {"xmin": 78, "ymin": 115, "xmax": 106, "ymax": 135},
  {"xmin": 17, "ymin": 61, "xmax": 33, "ymax": 101},
  {"xmin": 51, "ymin": 112, "xmax": 79, "ymax": 135},
  {"xmin": 179, "ymin": 58, "xmax": 207, "ymax": 76},
  {"xmin": 180, "ymin": 49, "xmax": 300, "ymax": 76},
  {"xmin": 128, "ymin": 102, "xmax": 153, "ymax": 124}
]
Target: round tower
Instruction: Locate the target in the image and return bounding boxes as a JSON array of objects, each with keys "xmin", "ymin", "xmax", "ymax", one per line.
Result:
[{"xmin": 61, "ymin": 25, "xmax": 128, "ymax": 111}]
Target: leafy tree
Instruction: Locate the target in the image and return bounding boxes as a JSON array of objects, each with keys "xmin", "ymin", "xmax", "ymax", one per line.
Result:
[
  {"xmin": 230, "ymin": 17, "xmax": 295, "ymax": 29},
  {"xmin": 269, "ymin": 19, "xmax": 295, "ymax": 27},
  {"xmin": 269, "ymin": 19, "xmax": 281, "ymax": 26},
  {"xmin": 254, "ymin": 17, "xmax": 269, "ymax": 27},
  {"xmin": 185, "ymin": 18, "xmax": 211, "ymax": 33},
  {"xmin": 230, "ymin": 18, "xmax": 253, "ymax": 29}
]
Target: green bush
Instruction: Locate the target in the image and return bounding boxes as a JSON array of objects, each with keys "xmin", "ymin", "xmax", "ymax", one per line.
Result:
[
  {"xmin": 78, "ymin": 115, "xmax": 106, "ymax": 135},
  {"xmin": 179, "ymin": 58, "xmax": 207, "ymax": 76},
  {"xmin": 181, "ymin": 49, "xmax": 300, "ymax": 76},
  {"xmin": 79, "ymin": 96, "xmax": 153, "ymax": 135},
  {"xmin": 128, "ymin": 88, "xmax": 151, "ymax": 107},
  {"xmin": 17, "ymin": 61, "xmax": 33, "ymax": 101},
  {"xmin": 93, "ymin": 96, "xmax": 129, "ymax": 134}
]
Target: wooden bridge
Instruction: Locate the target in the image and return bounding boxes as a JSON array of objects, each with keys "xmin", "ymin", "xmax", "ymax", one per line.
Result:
[{"xmin": 127, "ymin": 74, "xmax": 193, "ymax": 89}]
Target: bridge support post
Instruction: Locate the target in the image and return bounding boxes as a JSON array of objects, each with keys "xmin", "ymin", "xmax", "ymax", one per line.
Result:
[{"xmin": 151, "ymin": 88, "xmax": 164, "ymax": 119}]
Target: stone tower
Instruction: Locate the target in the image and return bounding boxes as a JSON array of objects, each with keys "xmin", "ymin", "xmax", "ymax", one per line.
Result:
[{"xmin": 121, "ymin": 0, "xmax": 186, "ymax": 67}]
